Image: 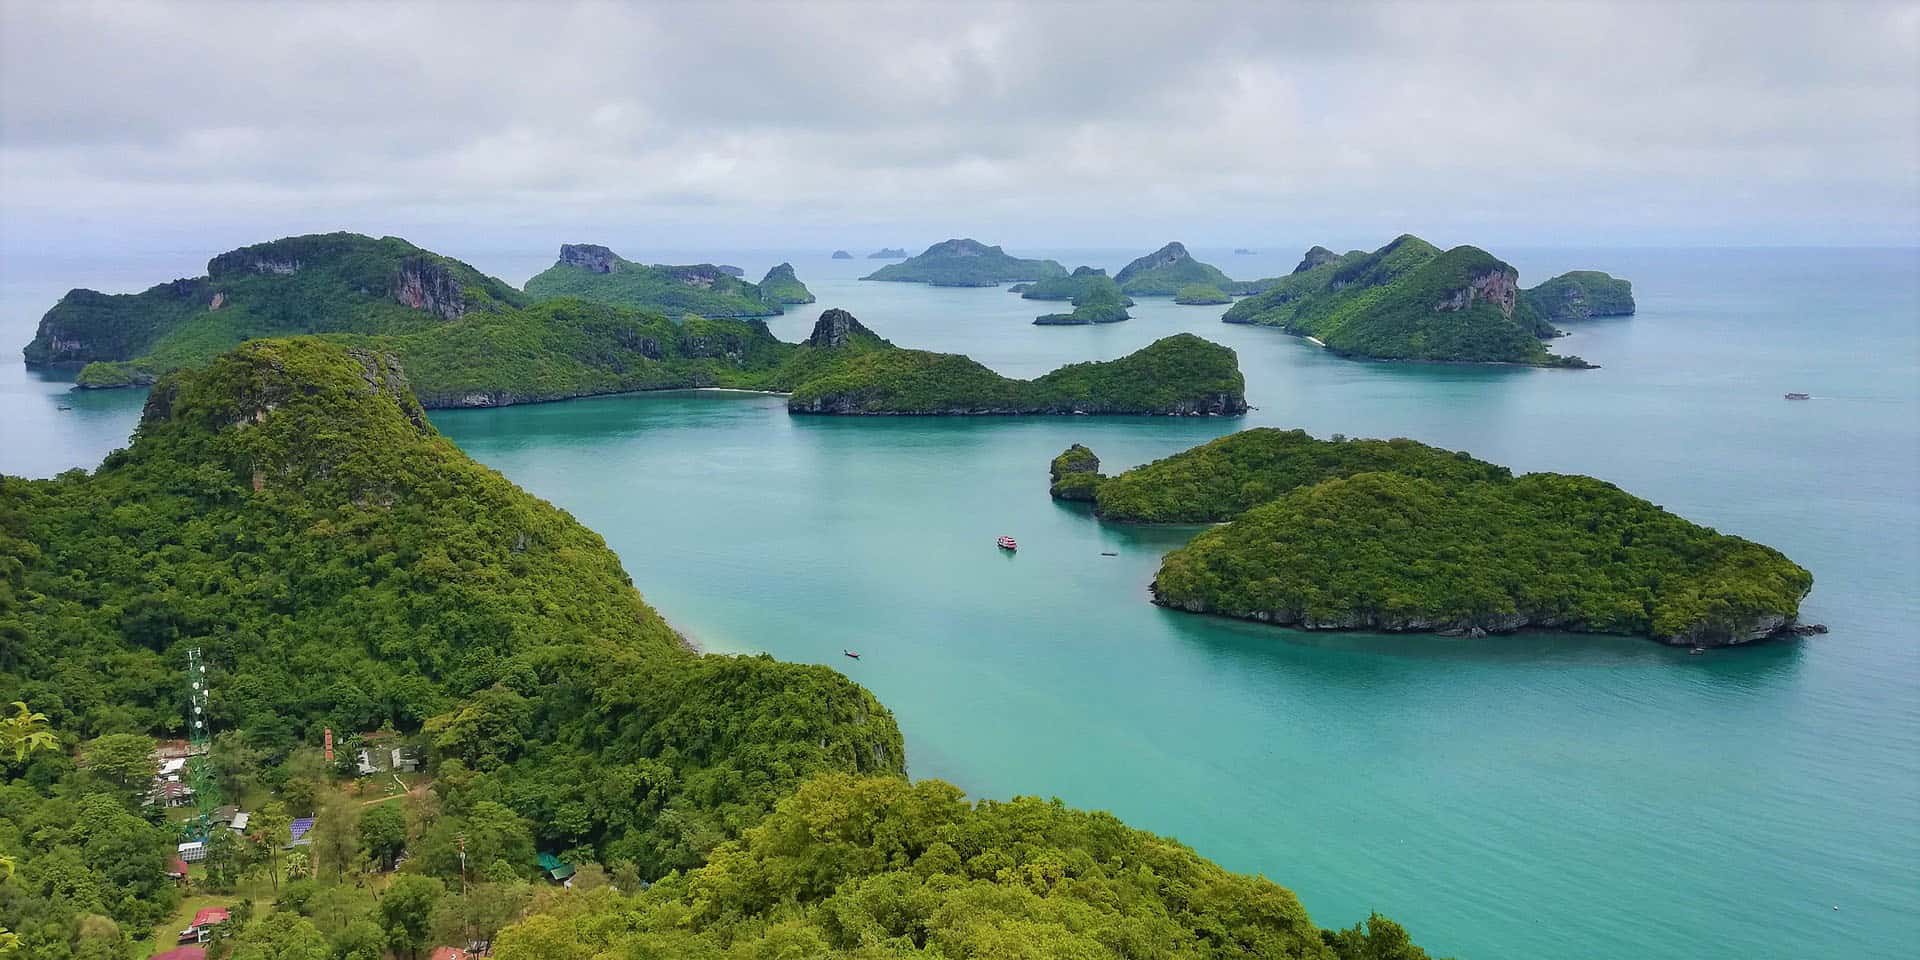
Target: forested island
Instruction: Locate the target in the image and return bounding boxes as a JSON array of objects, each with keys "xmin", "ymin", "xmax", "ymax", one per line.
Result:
[
  {"xmin": 787, "ymin": 319, "xmax": 1243, "ymax": 414},
  {"xmin": 1052, "ymin": 428, "xmax": 1814, "ymax": 645},
  {"xmin": 865, "ymin": 247, "xmax": 908, "ymax": 259},
  {"xmin": 1221, "ymin": 236, "xmax": 1635, "ymax": 366},
  {"xmin": 20, "ymin": 234, "xmax": 1244, "ymax": 415},
  {"xmin": 0, "ymin": 339, "xmax": 1429, "ymax": 960},
  {"xmin": 522, "ymin": 243, "xmax": 782, "ymax": 318},
  {"xmin": 860, "ymin": 238, "xmax": 1066, "ymax": 286},
  {"xmin": 757, "ymin": 261, "xmax": 815, "ymax": 304},
  {"xmin": 1113, "ymin": 241, "xmax": 1247, "ymax": 297},
  {"xmin": 1014, "ymin": 265, "xmax": 1134, "ymax": 305},
  {"xmin": 1025, "ymin": 269, "xmax": 1133, "ymax": 325},
  {"xmin": 1033, "ymin": 278, "xmax": 1132, "ymax": 325},
  {"xmin": 1175, "ymin": 283, "xmax": 1233, "ymax": 305},
  {"xmin": 1522, "ymin": 270, "xmax": 1636, "ymax": 321},
  {"xmin": 24, "ymin": 233, "xmax": 530, "ymax": 388}
]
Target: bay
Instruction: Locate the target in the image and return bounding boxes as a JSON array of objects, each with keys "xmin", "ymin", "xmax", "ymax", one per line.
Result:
[{"xmin": 3, "ymin": 245, "xmax": 1915, "ymax": 959}]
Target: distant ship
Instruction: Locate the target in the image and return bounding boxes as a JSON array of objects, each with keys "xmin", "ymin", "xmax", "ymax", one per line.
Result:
[
  {"xmin": 996, "ymin": 535, "xmax": 1017, "ymax": 551},
  {"xmin": 1784, "ymin": 392, "xmax": 1810, "ymax": 400}
]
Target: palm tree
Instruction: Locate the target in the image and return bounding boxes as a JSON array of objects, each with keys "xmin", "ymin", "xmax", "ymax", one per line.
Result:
[{"xmin": 2, "ymin": 701, "xmax": 57, "ymax": 762}]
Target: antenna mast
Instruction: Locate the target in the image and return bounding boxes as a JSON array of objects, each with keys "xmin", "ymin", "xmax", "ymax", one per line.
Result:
[{"xmin": 185, "ymin": 647, "xmax": 220, "ymax": 842}]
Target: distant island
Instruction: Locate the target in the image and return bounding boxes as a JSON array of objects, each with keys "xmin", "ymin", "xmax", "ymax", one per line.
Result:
[
  {"xmin": 1016, "ymin": 266, "xmax": 1134, "ymax": 305},
  {"xmin": 758, "ymin": 262, "xmax": 816, "ymax": 304},
  {"xmin": 861, "ymin": 238, "xmax": 1067, "ymax": 286},
  {"xmin": 1234, "ymin": 248, "xmax": 1257, "ymax": 255},
  {"xmin": 17, "ymin": 233, "xmax": 1246, "ymax": 415},
  {"xmin": 1174, "ymin": 283, "xmax": 1232, "ymax": 305},
  {"xmin": 1114, "ymin": 241, "xmax": 1245, "ymax": 297},
  {"xmin": 1221, "ymin": 236, "xmax": 1628, "ymax": 366},
  {"xmin": 1051, "ymin": 428, "xmax": 1814, "ymax": 646},
  {"xmin": 831, "ymin": 250, "xmax": 853, "ymax": 259},
  {"xmin": 523, "ymin": 243, "xmax": 783, "ymax": 318},
  {"xmin": 866, "ymin": 247, "xmax": 909, "ymax": 259}
]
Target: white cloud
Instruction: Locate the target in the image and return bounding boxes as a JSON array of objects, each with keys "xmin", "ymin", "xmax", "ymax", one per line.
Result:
[{"xmin": 1, "ymin": 0, "xmax": 1914, "ymax": 251}]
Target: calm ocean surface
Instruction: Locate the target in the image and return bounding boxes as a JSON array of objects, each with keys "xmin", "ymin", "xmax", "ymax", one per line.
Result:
[{"xmin": 3, "ymin": 244, "xmax": 1916, "ymax": 959}]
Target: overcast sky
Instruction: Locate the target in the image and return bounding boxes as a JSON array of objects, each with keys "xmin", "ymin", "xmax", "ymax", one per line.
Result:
[{"xmin": 2, "ymin": 0, "xmax": 1916, "ymax": 258}]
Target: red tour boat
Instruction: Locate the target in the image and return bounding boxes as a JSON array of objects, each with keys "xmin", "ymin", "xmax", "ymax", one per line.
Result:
[{"xmin": 996, "ymin": 535, "xmax": 1018, "ymax": 551}]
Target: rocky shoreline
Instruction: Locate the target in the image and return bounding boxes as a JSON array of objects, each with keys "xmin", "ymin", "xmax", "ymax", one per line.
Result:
[{"xmin": 1148, "ymin": 589, "xmax": 1827, "ymax": 648}]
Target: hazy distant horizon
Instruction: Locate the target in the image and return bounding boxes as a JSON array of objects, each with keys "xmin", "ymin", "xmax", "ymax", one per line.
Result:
[{"xmin": 3, "ymin": 1, "xmax": 1917, "ymax": 257}]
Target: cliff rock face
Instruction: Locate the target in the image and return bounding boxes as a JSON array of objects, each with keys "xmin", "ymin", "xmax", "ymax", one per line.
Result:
[
  {"xmin": 209, "ymin": 250, "xmax": 301, "ymax": 276},
  {"xmin": 1114, "ymin": 242, "xmax": 1193, "ymax": 285},
  {"xmin": 559, "ymin": 243, "xmax": 618, "ymax": 273},
  {"xmin": 392, "ymin": 256, "xmax": 469, "ymax": 321},
  {"xmin": 659, "ymin": 264, "xmax": 734, "ymax": 289},
  {"xmin": 1292, "ymin": 246, "xmax": 1338, "ymax": 274},
  {"xmin": 804, "ymin": 308, "xmax": 875, "ymax": 348},
  {"xmin": 1436, "ymin": 266, "xmax": 1518, "ymax": 319},
  {"xmin": 1148, "ymin": 589, "xmax": 1804, "ymax": 647}
]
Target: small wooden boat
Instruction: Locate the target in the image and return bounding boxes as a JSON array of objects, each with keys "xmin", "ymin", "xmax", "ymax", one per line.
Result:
[
  {"xmin": 842, "ymin": 649, "xmax": 860, "ymax": 660},
  {"xmin": 996, "ymin": 536, "xmax": 1017, "ymax": 551},
  {"xmin": 1099, "ymin": 551, "xmax": 1117, "ymax": 557},
  {"xmin": 1688, "ymin": 647, "xmax": 1706, "ymax": 656},
  {"xmin": 1784, "ymin": 392, "xmax": 1810, "ymax": 400}
]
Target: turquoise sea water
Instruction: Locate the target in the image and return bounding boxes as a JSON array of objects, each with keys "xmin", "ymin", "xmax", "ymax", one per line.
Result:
[{"xmin": 3, "ymin": 246, "xmax": 1915, "ymax": 959}]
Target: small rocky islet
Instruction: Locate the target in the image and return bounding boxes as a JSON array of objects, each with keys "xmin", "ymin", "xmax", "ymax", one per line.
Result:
[{"xmin": 1049, "ymin": 428, "xmax": 1813, "ymax": 647}]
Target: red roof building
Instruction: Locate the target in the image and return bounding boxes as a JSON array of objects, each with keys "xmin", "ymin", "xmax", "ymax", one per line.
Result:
[
  {"xmin": 152, "ymin": 947, "xmax": 207, "ymax": 960},
  {"xmin": 191, "ymin": 907, "xmax": 230, "ymax": 927},
  {"xmin": 429, "ymin": 948, "xmax": 470, "ymax": 960}
]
